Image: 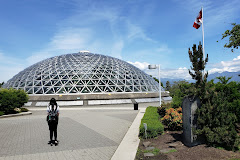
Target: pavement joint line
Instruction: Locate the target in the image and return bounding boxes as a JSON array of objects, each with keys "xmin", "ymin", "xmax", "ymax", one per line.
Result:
[
  {"xmin": 27, "ymin": 107, "xmax": 140, "ymax": 111},
  {"xmin": 111, "ymin": 108, "xmax": 146, "ymax": 160},
  {"xmin": 0, "ymin": 112, "xmax": 32, "ymax": 119}
]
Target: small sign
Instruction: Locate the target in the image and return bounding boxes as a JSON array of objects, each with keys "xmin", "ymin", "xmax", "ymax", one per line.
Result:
[
  {"xmin": 143, "ymin": 123, "xmax": 147, "ymax": 130},
  {"xmin": 77, "ymin": 97, "xmax": 80, "ymax": 100},
  {"xmin": 143, "ymin": 123, "xmax": 147, "ymax": 139}
]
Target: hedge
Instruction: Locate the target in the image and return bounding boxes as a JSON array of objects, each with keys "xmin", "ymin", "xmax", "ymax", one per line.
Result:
[
  {"xmin": 139, "ymin": 106, "xmax": 164, "ymax": 139},
  {"xmin": 0, "ymin": 88, "xmax": 29, "ymax": 114}
]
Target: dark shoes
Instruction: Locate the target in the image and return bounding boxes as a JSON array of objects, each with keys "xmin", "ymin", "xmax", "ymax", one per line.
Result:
[{"xmin": 48, "ymin": 140, "xmax": 58, "ymax": 146}]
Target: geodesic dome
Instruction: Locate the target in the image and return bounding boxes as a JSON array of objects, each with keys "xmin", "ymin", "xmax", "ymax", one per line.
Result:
[{"xmin": 3, "ymin": 52, "xmax": 160, "ymax": 94}]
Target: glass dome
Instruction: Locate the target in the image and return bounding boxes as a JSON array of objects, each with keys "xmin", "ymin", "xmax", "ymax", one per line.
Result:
[{"xmin": 3, "ymin": 52, "xmax": 160, "ymax": 94}]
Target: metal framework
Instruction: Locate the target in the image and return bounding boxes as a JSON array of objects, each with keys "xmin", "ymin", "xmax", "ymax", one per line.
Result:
[{"xmin": 3, "ymin": 52, "xmax": 160, "ymax": 94}]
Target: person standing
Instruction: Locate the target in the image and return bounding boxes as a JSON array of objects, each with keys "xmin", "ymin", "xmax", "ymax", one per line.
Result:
[{"xmin": 47, "ymin": 98, "xmax": 59, "ymax": 146}]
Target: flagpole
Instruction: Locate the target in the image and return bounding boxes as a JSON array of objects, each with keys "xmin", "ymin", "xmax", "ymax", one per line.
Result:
[{"xmin": 201, "ymin": 6, "xmax": 205, "ymax": 78}]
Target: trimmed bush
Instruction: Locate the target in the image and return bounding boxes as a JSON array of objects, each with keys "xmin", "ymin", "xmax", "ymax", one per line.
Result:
[
  {"xmin": 0, "ymin": 88, "xmax": 29, "ymax": 114},
  {"xmin": 139, "ymin": 106, "xmax": 164, "ymax": 139}
]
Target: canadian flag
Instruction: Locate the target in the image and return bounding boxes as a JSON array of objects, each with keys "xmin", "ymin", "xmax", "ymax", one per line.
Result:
[{"xmin": 193, "ymin": 9, "xmax": 202, "ymax": 29}]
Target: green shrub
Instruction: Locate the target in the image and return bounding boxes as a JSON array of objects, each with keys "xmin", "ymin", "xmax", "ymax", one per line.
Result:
[
  {"xmin": 20, "ymin": 107, "xmax": 29, "ymax": 112},
  {"xmin": 158, "ymin": 106, "xmax": 166, "ymax": 118},
  {"xmin": 0, "ymin": 111, "xmax": 4, "ymax": 116},
  {"xmin": 169, "ymin": 81, "xmax": 194, "ymax": 108},
  {"xmin": 0, "ymin": 88, "xmax": 29, "ymax": 114},
  {"xmin": 196, "ymin": 83, "xmax": 240, "ymax": 150},
  {"xmin": 139, "ymin": 107, "xmax": 164, "ymax": 139},
  {"xmin": 165, "ymin": 77, "xmax": 240, "ymax": 149},
  {"xmin": 230, "ymin": 99, "xmax": 240, "ymax": 123}
]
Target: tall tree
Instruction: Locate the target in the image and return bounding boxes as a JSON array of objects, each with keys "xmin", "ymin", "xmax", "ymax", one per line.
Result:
[
  {"xmin": 221, "ymin": 23, "xmax": 240, "ymax": 52},
  {"xmin": 188, "ymin": 42, "xmax": 208, "ymax": 86},
  {"xmin": 166, "ymin": 81, "xmax": 171, "ymax": 91},
  {"xmin": 188, "ymin": 42, "xmax": 208, "ymax": 100}
]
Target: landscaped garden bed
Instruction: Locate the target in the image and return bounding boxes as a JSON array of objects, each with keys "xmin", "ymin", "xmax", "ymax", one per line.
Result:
[
  {"xmin": 136, "ymin": 102, "xmax": 240, "ymax": 160},
  {"xmin": 136, "ymin": 130, "xmax": 240, "ymax": 160}
]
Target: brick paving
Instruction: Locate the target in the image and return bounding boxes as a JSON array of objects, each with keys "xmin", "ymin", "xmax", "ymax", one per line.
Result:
[{"xmin": 0, "ymin": 107, "xmax": 140, "ymax": 160}]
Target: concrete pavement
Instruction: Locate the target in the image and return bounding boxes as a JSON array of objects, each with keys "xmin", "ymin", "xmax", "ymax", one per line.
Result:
[{"xmin": 0, "ymin": 102, "xmax": 158, "ymax": 160}]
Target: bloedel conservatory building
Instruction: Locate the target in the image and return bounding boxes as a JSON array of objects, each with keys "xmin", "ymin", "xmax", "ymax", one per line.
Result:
[{"xmin": 3, "ymin": 51, "xmax": 170, "ymax": 107}]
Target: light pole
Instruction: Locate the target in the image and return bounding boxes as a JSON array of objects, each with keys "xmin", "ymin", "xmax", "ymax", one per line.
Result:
[{"xmin": 148, "ymin": 64, "xmax": 161, "ymax": 107}]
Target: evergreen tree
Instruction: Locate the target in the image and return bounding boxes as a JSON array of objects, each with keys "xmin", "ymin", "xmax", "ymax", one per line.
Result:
[
  {"xmin": 188, "ymin": 42, "xmax": 208, "ymax": 102},
  {"xmin": 196, "ymin": 80, "xmax": 239, "ymax": 150},
  {"xmin": 166, "ymin": 81, "xmax": 171, "ymax": 91},
  {"xmin": 187, "ymin": 43, "xmax": 240, "ymax": 150}
]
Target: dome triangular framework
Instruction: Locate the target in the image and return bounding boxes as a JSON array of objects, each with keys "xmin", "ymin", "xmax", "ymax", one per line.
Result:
[{"xmin": 3, "ymin": 52, "xmax": 161, "ymax": 94}]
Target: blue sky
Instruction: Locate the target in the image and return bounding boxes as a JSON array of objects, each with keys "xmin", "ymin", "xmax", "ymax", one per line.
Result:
[{"xmin": 0, "ymin": 0, "xmax": 240, "ymax": 82}]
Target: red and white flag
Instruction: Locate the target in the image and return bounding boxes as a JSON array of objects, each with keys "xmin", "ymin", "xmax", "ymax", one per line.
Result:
[{"xmin": 193, "ymin": 9, "xmax": 202, "ymax": 29}]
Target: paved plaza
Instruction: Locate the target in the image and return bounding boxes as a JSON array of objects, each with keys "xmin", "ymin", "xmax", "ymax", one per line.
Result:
[{"xmin": 0, "ymin": 103, "xmax": 158, "ymax": 160}]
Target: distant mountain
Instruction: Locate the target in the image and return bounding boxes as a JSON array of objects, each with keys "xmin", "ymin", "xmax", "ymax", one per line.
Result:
[
  {"xmin": 161, "ymin": 78, "xmax": 186, "ymax": 87},
  {"xmin": 207, "ymin": 71, "xmax": 240, "ymax": 82},
  {"xmin": 160, "ymin": 71, "xmax": 240, "ymax": 87}
]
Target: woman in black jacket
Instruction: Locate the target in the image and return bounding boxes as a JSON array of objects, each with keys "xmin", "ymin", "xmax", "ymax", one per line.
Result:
[{"xmin": 47, "ymin": 98, "xmax": 59, "ymax": 146}]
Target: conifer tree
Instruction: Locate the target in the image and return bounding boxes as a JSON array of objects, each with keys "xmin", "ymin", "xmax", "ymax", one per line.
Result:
[
  {"xmin": 188, "ymin": 42, "xmax": 208, "ymax": 101},
  {"xmin": 166, "ymin": 81, "xmax": 171, "ymax": 91},
  {"xmin": 187, "ymin": 43, "xmax": 240, "ymax": 149}
]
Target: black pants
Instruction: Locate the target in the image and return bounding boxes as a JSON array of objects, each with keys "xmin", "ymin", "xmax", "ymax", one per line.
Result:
[
  {"xmin": 48, "ymin": 121, "xmax": 58, "ymax": 141},
  {"xmin": 50, "ymin": 129, "xmax": 57, "ymax": 141}
]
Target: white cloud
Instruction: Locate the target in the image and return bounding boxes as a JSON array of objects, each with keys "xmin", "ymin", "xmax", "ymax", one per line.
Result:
[
  {"xmin": 209, "ymin": 55, "xmax": 240, "ymax": 74},
  {"xmin": 25, "ymin": 5, "xmax": 121, "ymax": 63},
  {"xmin": 129, "ymin": 54, "xmax": 240, "ymax": 80},
  {"xmin": 23, "ymin": 1, "xmax": 160, "ymax": 65},
  {"xmin": 128, "ymin": 61, "xmax": 191, "ymax": 80},
  {"xmin": 159, "ymin": 67, "xmax": 191, "ymax": 80},
  {"xmin": 147, "ymin": 67, "xmax": 191, "ymax": 80},
  {"xmin": 26, "ymin": 28, "xmax": 93, "ymax": 65},
  {"xmin": 127, "ymin": 61, "xmax": 150, "ymax": 70},
  {"xmin": 233, "ymin": 55, "xmax": 240, "ymax": 61}
]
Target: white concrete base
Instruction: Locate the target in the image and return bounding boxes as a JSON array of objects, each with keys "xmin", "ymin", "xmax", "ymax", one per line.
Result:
[{"xmin": 111, "ymin": 108, "xmax": 146, "ymax": 160}]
